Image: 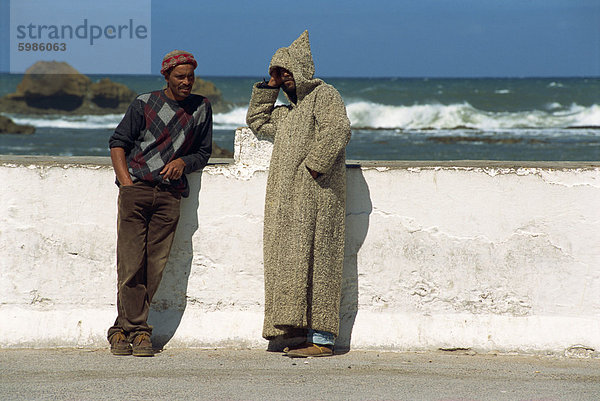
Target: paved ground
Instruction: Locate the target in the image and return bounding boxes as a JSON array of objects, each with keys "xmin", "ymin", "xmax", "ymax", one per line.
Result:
[{"xmin": 1, "ymin": 348, "xmax": 599, "ymax": 400}]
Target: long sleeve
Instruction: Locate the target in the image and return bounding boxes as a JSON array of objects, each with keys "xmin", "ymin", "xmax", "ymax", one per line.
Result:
[
  {"xmin": 109, "ymin": 99, "xmax": 144, "ymax": 152},
  {"xmin": 246, "ymin": 83, "xmax": 287, "ymax": 139},
  {"xmin": 181, "ymin": 101, "xmax": 213, "ymax": 173},
  {"xmin": 303, "ymin": 85, "xmax": 351, "ymax": 174}
]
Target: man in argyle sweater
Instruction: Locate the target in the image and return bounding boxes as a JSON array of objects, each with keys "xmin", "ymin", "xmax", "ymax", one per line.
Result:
[{"xmin": 107, "ymin": 50, "xmax": 212, "ymax": 357}]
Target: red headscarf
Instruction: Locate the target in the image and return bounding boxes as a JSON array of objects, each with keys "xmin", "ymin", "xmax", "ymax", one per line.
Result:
[{"xmin": 160, "ymin": 50, "xmax": 197, "ymax": 75}]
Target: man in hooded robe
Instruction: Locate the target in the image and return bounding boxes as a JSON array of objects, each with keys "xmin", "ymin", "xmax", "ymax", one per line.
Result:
[{"xmin": 246, "ymin": 31, "xmax": 351, "ymax": 357}]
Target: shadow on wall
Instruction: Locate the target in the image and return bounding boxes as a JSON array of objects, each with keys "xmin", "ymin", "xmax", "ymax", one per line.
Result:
[
  {"xmin": 336, "ymin": 166, "xmax": 372, "ymax": 352},
  {"xmin": 148, "ymin": 172, "xmax": 203, "ymax": 350}
]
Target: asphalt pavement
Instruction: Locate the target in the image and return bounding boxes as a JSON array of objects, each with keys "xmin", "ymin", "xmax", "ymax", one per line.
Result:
[{"xmin": 1, "ymin": 348, "xmax": 599, "ymax": 400}]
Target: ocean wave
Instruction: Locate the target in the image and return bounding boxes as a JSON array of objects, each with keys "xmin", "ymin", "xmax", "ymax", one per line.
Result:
[
  {"xmin": 6, "ymin": 114, "xmax": 123, "ymax": 129},
  {"xmin": 345, "ymin": 102, "xmax": 600, "ymax": 130},
  {"xmin": 3, "ymin": 108, "xmax": 250, "ymax": 131},
  {"xmin": 545, "ymin": 102, "xmax": 563, "ymax": 111},
  {"xmin": 213, "ymin": 106, "xmax": 248, "ymax": 129},
  {"xmin": 4, "ymin": 102, "xmax": 600, "ymax": 132}
]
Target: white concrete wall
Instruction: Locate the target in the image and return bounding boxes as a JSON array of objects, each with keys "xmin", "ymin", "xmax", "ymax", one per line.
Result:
[{"xmin": 1, "ymin": 128, "xmax": 600, "ymax": 355}]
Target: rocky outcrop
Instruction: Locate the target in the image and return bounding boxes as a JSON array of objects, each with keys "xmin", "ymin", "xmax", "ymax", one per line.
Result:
[
  {"xmin": 0, "ymin": 115, "xmax": 35, "ymax": 134},
  {"xmin": 10, "ymin": 61, "xmax": 91, "ymax": 111},
  {"xmin": 0, "ymin": 61, "xmax": 230, "ymax": 114},
  {"xmin": 192, "ymin": 79, "xmax": 227, "ymax": 113},
  {"xmin": 0, "ymin": 61, "xmax": 128, "ymax": 114},
  {"xmin": 89, "ymin": 78, "xmax": 136, "ymax": 109}
]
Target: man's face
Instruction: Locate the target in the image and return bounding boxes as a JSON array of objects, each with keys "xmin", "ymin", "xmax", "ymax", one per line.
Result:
[
  {"xmin": 273, "ymin": 67, "xmax": 296, "ymax": 92},
  {"xmin": 164, "ymin": 64, "xmax": 195, "ymax": 101}
]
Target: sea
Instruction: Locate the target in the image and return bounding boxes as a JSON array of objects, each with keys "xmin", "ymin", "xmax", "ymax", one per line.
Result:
[{"xmin": 1, "ymin": 74, "xmax": 599, "ymax": 161}]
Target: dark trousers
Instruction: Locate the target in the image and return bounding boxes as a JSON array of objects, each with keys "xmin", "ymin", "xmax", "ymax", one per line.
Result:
[{"xmin": 107, "ymin": 181, "xmax": 181, "ymax": 341}]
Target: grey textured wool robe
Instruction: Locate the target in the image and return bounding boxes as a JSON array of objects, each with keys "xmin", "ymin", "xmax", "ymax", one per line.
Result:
[{"xmin": 246, "ymin": 31, "xmax": 351, "ymax": 339}]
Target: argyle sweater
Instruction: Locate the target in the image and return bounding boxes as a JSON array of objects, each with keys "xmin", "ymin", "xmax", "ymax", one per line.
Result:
[{"xmin": 109, "ymin": 90, "xmax": 212, "ymax": 197}]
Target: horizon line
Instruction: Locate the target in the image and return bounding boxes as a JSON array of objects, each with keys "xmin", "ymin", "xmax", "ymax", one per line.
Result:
[{"xmin": 0, "ymin": 71, "xmax": 599, "ymax": 80}]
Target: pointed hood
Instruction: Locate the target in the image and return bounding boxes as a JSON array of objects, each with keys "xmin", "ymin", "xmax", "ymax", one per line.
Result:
[{"xmin": 269, "ymin": 30, "xmax": 322, "ymax": 103}]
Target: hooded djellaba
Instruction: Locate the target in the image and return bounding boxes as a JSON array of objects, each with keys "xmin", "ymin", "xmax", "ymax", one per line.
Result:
[{"xmin": 246, "ymin": 31, "xmax": 352, "ymax": 341}]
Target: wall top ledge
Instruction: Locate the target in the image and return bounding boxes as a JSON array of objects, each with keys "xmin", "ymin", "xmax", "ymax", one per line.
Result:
[
  {"xmin": 0, "ymin": 154, "xmax": 598, "ymax": 170},
  {"xmin": 346, "ymin": 160, "xmax": 600, "ymax": 170},
  {"xmin": 0, "ymin": 155, "xmax": 233, "ymax": 168}
]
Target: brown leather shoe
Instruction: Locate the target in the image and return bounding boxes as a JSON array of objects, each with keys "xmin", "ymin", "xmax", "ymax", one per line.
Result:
[
  {"xmin": 132, "ymin": 333, "xmax": 154, "ymax": 357},
  {"xmin": 285, "ymin": 343, "xmax": 333, "ymax": 358},
  {"xmin": 109, "ymin": 332, "xmax": 132, "ymax": 356}
]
